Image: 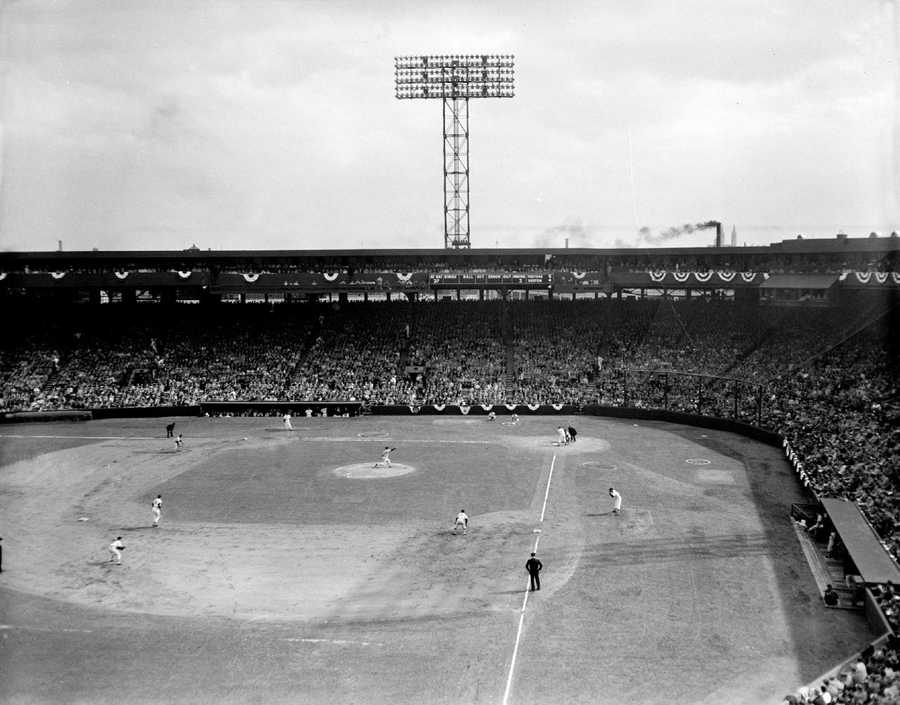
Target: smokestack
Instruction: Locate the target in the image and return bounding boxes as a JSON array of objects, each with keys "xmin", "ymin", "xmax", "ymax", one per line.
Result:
[
  {"xmin": 714, "ymin": 222, "xmax": 723, "ymax": 248},
  {"xmin": 58, "ymin": 240, "xmax": 63, "ymax": 252},
  {"xmin": 565, "ymin": 237, "xmax": 569, "ymax": 249}
]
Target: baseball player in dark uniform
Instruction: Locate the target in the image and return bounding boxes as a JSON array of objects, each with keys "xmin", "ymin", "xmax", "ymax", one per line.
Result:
[{"xmin": 525, "ymin": 552, "xmax": 542, "ymax": 591}]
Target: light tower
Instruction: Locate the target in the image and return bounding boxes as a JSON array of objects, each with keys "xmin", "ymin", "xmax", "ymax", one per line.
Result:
[{"xmin": 395, "ymin": 54, "xmax": 515, "ymax": 249}]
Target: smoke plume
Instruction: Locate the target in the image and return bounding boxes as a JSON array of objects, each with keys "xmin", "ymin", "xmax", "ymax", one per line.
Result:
[
  {"xmin": 637, "ymin": 221, "xmax": 718, "ymax": 245},
  {"xmin": 534, "ymin": 218, "xmax": 595, "ymax": 248}
]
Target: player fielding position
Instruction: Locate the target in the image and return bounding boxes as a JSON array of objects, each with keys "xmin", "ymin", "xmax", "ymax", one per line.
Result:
[
  {"xmin": 283, "ymin": 413, "xmax": 293, "ymax": 431},
  {"xmin": 525, "ymin": 552, "xmax": 543, "ymax": 591},
  {"xmin": 487, "ymin": 411, "xmax": 496, "ymax": 422},
  {"xmin": 609, "ymin": 487, "xmax": 622, "ymax": 515},
  {"xmin": 151, "ymin": 495, "xmax": 162, "ymax": 527},
  {"xmin": 108, "ymin": 536, "xmax": 125, "ymax": 564},
  {"xmin": 165, "ymin": 422, "xmax": 175, "ymax": 438},
  {"xmin": 374, "ymin": 446, "xmax": 396, "ymax": 468},
  {"xmin": 556, "ymin": 426, "xmax": 568, "ymax": 446},
  {"xmin": 453, "ymin": 509, "xmax": 469, "ymax": 535},
  {"xmin": 174, "ymin": 434, "xmax": 184, "ymax": 451}
]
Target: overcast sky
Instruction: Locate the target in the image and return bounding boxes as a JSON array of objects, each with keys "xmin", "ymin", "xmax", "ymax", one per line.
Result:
[{"xmin": 0, "ymin": 0, "xmax": 897, "ymax": 252}]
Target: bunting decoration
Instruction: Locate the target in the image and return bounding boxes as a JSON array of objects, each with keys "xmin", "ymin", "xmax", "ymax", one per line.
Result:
[
  {"xmin": 693, "ymin": 271, "xmax": 713, "ymax": 282},
  {"xmin": 242, "ymin": 273, "xmax": 260, "ymax": 283},
  {"xmin": 114, "ymin": 271, "xmax": 129, "ymax": 280},
  {"xmin": 649, "ymin": 271, "xmax": 666, "ymax": 282},
  {"xmin": 572, "ymin": 272, "xmax": 586, "ymax": 280},
  {"xmin": 717, "ymin": 271, "xmax": 736, "ymax": 282},
  {"xmin": 480, "ymin": 404, "xmax": 493, "ymax": 411},
  {"xmin": 396, "ymin": 272, "xmax": 413, "ymax": 282},
  {"xmin": 433, "ymin": 404, "xmax": 446, "ymax": 411},
  {"xmin": 551, "ymin": 403, "xmax": 564, "ymax": 411},
  {"xmin": 51, "ymin": 272, "xmax": 66, "ymax": 279},
  {"xmin": 504, "ymin": 404, "xmax": 518, "ymax": 411},
  {"xmin": 323, "ymin": 272, "xmax": 340, "ymax": 281},
  {"xmin": 840, "ymin": 271, "xmax": 900, "ymax": 285},
  {"xmin": 177, "ymin": 271, "xmax": 192, "ymax": 279},
  {"xmin": 459, "ymin": 405, "xmax": 471, "ymax": 415},
  {"xmin": 527, "ymin": 403, "xmax": 541, "ymax": 411}
]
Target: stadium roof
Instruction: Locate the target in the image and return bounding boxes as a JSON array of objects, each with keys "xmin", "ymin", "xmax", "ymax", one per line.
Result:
[
  {"xmin": 760, "ymin": 274, "xmax": 839, "ymax": 289},
  {"xmin": 0, "ymin": 234, "xmax": 896, "ymax": 261}
]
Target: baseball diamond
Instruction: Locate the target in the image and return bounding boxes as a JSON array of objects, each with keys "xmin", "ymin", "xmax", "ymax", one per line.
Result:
[{"xmin": 0, "ymin": 416, "xmax": 874, "ymax": 704}]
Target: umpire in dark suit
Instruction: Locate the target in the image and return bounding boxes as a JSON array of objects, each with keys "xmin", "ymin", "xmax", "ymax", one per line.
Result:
[{"xmin": 525, "ymin": 552, "xmax": 542, "ymax": 591}]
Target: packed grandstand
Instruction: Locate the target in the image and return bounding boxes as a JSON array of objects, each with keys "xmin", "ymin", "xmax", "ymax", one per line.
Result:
[{"xmin": 2, "ymin": 238, "xmax": 899, "ymax": 703}]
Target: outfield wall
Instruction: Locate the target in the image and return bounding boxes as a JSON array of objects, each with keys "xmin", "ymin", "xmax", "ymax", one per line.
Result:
[
  {"xmin": 0, "ymin": 402, "xmax": 782, "ymax": 448},
  {"xmin": 1, "ymin": 409, "xmax": 92, "ymax": 423}
]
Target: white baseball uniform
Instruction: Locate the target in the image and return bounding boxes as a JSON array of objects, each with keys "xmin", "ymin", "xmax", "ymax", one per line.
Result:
[
  {"xmin": 610, "ymin": 489, "xmax": 622, "ymax": 513},
  {"xmin": 108, "ymin": 538, "xmax": 125, "ymax": 564},
  {"xmin": 152, "ymin": 497, "xmax": 162, "ymax": 526},
  {"xmin": 454, "ymin": 511, "xmax": 469, "ymax": 534}
]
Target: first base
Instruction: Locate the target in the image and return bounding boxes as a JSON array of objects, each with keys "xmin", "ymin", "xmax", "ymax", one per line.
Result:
[{"xmin": 533, "ymin": 529, "xmax": 542, "ymax": 533}]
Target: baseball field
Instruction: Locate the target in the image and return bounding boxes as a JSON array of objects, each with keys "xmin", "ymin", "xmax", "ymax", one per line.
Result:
[{"xmin": 0, "ymin": 414, "xmax": 872, "ymax": 705}]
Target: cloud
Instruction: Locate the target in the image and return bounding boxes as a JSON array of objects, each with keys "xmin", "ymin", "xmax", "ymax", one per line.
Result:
[{"xmin": 0, "ymin": 0, "xmax": 893, "ymax": 251}]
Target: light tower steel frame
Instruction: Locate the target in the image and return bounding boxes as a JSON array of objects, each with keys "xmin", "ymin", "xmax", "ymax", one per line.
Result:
[
  {"xmin": 395, "ymin": 54, "xmax": 515, "ymax": 249},
  {"xmin": 442, "ymin": 98, "xmax": 469, "ymax": 249}
]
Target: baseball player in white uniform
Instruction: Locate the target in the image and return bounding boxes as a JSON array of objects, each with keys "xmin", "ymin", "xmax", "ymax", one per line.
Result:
[
  {"xmin": 151, "ymin": 495, "xmax": 162, "ymax": 527},
  {"xmin": 454, "ymin": 509, "xmax": 469, "ymax": 535},
  {"xmin": 108, "ymin": 537, "xmax": 125, "ymax": 564},
  {"xmin": 375, "ymin": 446, "xmax": 396, "ymax": 468},
  {"xmin": 283, "ymin": 413, "xmax": 293, "ymax": 431},
  {"xmin": 556, "ymin": 426, "xmax": 568, "ymax": 446},
  {"xmin": 609, "ymin": 487, "xmax": 622, "ymax": 515}
]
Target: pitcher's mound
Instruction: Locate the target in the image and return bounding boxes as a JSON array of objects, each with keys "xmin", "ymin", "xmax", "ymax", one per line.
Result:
[{"xmin": 334, "ymin": 463, "xmax": 416, "ymax": 479}]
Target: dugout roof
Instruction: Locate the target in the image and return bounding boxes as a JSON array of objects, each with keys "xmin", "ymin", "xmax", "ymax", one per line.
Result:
[{"xmin": 820, "ymin": 498, "xmax": 900, "ymax": 585}]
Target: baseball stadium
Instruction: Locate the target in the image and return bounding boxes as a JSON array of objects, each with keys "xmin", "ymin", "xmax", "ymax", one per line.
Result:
[
  {"xmin": 1, "ymin": 239, "xmax": 898, "ymax": 705},
  {"xmin": 2, "ymin": 2, "xmax": 899, "ymax": 702}
]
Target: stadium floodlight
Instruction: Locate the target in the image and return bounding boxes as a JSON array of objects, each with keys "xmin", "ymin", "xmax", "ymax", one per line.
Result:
[{"xmin": 395, "ymin": 53, "xmax": 515, "ymax": 249}]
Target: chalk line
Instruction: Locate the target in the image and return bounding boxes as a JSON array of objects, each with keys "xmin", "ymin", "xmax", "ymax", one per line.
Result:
[{"xmin": 501, "ymin": 453, "xmax": 556, "ymax": 705}]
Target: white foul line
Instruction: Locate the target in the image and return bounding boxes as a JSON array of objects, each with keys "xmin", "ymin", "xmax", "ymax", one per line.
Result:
[
  {"xmin": 501, "ymin": 453, "xmax": 556, "ymax": 705},
  {"xmin": 539, "ymin": 454, "xmax": 556, "ymax": 524}
]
